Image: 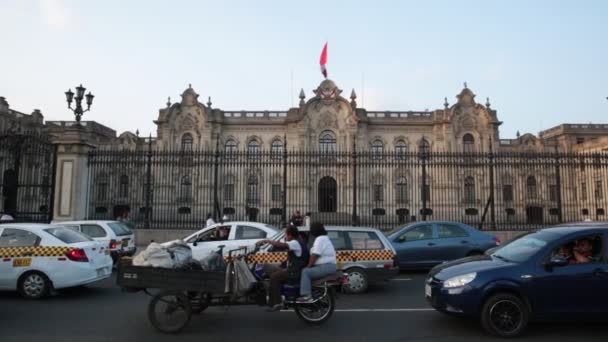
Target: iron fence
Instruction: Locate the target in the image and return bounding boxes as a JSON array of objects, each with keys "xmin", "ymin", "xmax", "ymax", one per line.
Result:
[{"xmin": 86, "ymin": 143, "xmax": 608, "ymax": 231}]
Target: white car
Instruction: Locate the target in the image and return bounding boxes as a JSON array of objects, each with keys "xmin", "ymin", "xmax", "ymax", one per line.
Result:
[
  {"xmin": 0, "ymin": 223, "xmax": 113, "ymax": 299},
  {"xmin": 164, "ymin": 221, "xmax": 279, "ymax": 260},
  {"xmin": 54, "ymin": 220, "xmax": 136, "ymax": 263}
]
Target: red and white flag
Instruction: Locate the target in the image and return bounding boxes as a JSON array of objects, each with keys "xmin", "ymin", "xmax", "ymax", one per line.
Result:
[{"xmin": 319, "ymin": 42, "xmax": 328, "ymax": 79}]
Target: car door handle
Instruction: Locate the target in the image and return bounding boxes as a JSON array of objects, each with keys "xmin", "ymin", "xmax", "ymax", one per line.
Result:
[
  {"xmin": 460, "ymin": 241, "xmax": 468, "ymax": 244},
  {"xmin": 427, "ymin": 242, "xmax": 436, "ymax": 246}
]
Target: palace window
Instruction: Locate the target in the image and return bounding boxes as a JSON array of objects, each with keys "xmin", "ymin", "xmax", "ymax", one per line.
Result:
[
  {"xmin": 581, "ymin": 182, "xmax": 588, "ymax": 201},
  {"xmin": 271, "ymin": 139, "xmax": 283, "ymax": 159},
  {"xmin": 119, "ymin": 175, "xmax": 129, "ymax": 198},
  {"xmin": 396, "ymin": 176, "xmax": 408, "ymax": 203},
  {"xmin": 463, "ymin": 134, "xmax": 474, "ymax": 153},
  {"xmin": 271, "ymin": 184, "xmax": 282, "ymax": 202},
  {"xmin": 225, "ymin": 139, "xmax": 237, "ymax": 159},
  {"xmin": 246, "ymin": 175, "xmax": 258, "ymax": 204},
  {"xmin": 371, "ymin": 140, "xmax": 384, "ymax": 160},
  {"xmin": 319, "ymin": 130, "xmax": 337, "ymax": 154},
  {"xmin": 181, "ymin": 133, "xmax": 193, "ymax": 151},
  {"xmin": 418, "ymin": 139, "xmax": 430, "ymax": 155},
  {"xmin": 180, "ymin": 175, "xmax": 192, "ymax": 202},
  {"xmin": 526, "ymin": 176, "xmax": 537, "ymax": 200},
  {"xmin": 247, "ymin": 140, "xmax": 261, "ymax": 160},
  {"xmin": 395, "ymin": 140, "xmax": 407, "ymax": 159},
  {"xmin": 464, "ymin": 176, "xmax": 475, "ymax": 204},
  {"xmin": 373, "ymin": 184, "xmax": 384, "ymax": 202},
  {"xmin": 97, "ymin": 177, "xmax": 108, "ymax": 202},
  {"xmin": 596, "ymin": 180, "xmax": 604, "ymax": 200}
]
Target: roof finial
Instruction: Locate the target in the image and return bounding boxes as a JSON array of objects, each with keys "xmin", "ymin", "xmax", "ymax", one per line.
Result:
[
  {"xmin": 136, "ymin": 129, "xmax": 140, "ymax": 136},
  {"xmin": 486, "ymin": 97, "xmax": 491, "ymax": 109},
  {"xmin": 464, "ymin": 81, "xmax": 468, "ymax": 89},
  {"xmin": 444, "ymin": 97, "xmax": 449, "ymax": 109},
  {"xmin": 299, "ymin": 88, "xmax": 306, "ymax": 106},
  {"xmin": 189, "ymin": 83, "xmax": 192, "ymax": 88},
  {"xmin": 350, "ymin": 89, "xmax": 357, "ymax": 108},
  {"xmin": 207, "ymin": 96, "xmax": 212, "ymax": 108},
  {"xmin": 516, "ymin": 130, "xmax": 521, "ymax": 138},
  {"xmin": 166, "ymin": 96, "xmax": 171, "ymax": 108}
]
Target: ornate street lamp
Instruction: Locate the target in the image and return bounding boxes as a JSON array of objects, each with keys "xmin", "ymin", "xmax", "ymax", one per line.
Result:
[{"xmin": 64, "ymin": 84, "xmax": 94, "ymax": 122}]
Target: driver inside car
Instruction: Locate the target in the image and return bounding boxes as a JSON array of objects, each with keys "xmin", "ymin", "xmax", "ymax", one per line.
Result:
[
  {"xmin": 256, "ymin": 225, "xmax": 309, "ymax": 312},
  {"xmin": 571, "ymin": 238, "xmax": 593, "ymax": 264}
]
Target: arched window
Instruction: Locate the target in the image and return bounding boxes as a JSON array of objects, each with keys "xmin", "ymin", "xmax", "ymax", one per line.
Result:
[
  {"xmin": 463, "ymin": 134, "xmax": 474, "ymax": 153},
  {"xmin": 396, "ymin": 176, "xmax": 408, "ymax": 203},
  {"xmin": 119, "ymin": 175, "xmax": 129, "ymax": 198},
  {"xmin": 248, "ymin": 140, "xmax": 261, "ymax": 159},
  {"xmin": 371, "ymin": 140, "xmax": 384, "ymax": 160},
  {"xmin": 464, "ymin": 176, "xmax": 475, "ymax": 204},
  {"xmin": 319, "ymin": 130, "xmax": 337, "ymax": 154},
  {"xmin": 418, "ymin": 139, "xmax": 430, "ymax": 155},
  {"xmin": 395, "ymin": 140, "xmax": 407, "ymax": 159},
  {"xmin": 246, "ymin": 175, "xmax": 258, "ymax": 204},
  {"xmin": 526, "ymin": 176, "xmax": 537, "ymax": 199},
  {"xmin": 181, "ymin": 133, "xmax": 193, "ymax": 151},
  {"xmin": 225, "ymin": 139, "xmax": 237, "ymax": 158},
  {"xmin": 271, "ymin": 139, "xmax": 283, "ymax": 159},
  {"xmin": 180, "ymin": 175, "xmax": 192, "ymax": 202},
  {"xmin": 502, "ymin": 175, "xmax": 514, "ymax": 202},
  {"xmin": 224, "ymin": 175, "xmax": 235, "ymax": 201}
]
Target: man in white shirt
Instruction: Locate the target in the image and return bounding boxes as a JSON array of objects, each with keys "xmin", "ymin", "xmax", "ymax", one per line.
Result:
[
  {"xmin": 0, "ymin": 213, "xmax": 14, "ymax": 221},
  {"xmin": 206, "ymin": 214, "xmax": 215, "ymax": 228},
  {"xmin": 256, "ymin": 226, "xmax": 309, "ymax": 311},
  {"xmin": 297, "ymin": 222, "xmax": 337, "ymax": 303}
]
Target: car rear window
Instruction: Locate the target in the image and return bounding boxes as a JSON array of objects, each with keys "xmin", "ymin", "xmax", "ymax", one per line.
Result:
[
  {"xmin": 348, "ymin": 231, "xmax": 384, "ymax": 250},
  {"xmin": 45, "ymin": 227, "xmax": 92, "ymax": 244},
  {"xmin": 108, "ymin": 222, "xmax": 132, "ymax": 236}
]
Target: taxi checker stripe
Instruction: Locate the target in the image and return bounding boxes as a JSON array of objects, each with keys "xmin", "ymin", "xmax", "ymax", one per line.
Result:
[
  {"xmin": 0, "ymin": 246, "xmax": 72, "ymax": 258},
  {"xmin": 240, "ymin": 250, "xmax": 395, "ymax": 263}
]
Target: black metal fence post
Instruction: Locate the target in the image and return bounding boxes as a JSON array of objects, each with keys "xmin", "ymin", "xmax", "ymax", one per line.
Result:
[
  {"xmin": 421, "ymin": 153, "xmax": 427, "ymax": 221},
  {"xmin": 282, "ymin": 135, "xmax": 288, "ymax": 228},
  {"xmin": 352, "ymin": 140, "xmax": 358, "ymax": 226},
  {"xmin": 489, "ymin": 138, "xmax": 496, "ymax": 229},
  {"xmin": 555, "ymin": 150, "xmax": 563, "ymax": 223},
  {"xmin": 144, "ymin": 135, "xmax": 153, "ymax": 229},
  {"xmin": 213, "ymin": 137, "xmax": 220, "ymax": 221}
]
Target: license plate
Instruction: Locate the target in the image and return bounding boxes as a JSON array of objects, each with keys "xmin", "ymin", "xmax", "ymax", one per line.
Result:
[
  {"xmin": 122, "ymin": 239, "xmax": 129, "ymax": 247},
  {"xmin": 13, "ymin": 258, "xmax": 32, "ymax": 267},
  {"xmin": 425, "ymin": 284, "xmax": 432, "ymax": 297}
]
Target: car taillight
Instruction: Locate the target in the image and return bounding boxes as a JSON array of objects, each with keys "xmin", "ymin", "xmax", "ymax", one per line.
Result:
[
  {"xmin": 109, "ymin": 240, "xmax": 117, "ymax": 249},
  {"xmin": 493, "ymin": 237, "xmax": 501, "ymax": 245},
  {"xmin": 65, "ymin": 249, "xmax": 89, "ymax": 262}
]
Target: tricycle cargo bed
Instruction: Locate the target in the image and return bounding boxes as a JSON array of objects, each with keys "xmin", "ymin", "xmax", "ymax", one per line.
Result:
[{"xmin": 117, "ymin": 260, "xmax": 225, "ymax": 293}]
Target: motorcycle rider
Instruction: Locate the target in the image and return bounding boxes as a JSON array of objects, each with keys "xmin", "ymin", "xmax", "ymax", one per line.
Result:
[{"xmin": 256, "ymin": 225, "xmax": 310, "ymax": 312}]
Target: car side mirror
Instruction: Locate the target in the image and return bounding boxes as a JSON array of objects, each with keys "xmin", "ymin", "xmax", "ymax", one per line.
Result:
[
  {"xmin": 546, "ymin": 256, "xmax": 569, "ymax": 269},
  {"xmin": 397, "ymin": 236, "xmax": 407, "ymax": 243},
  {"xmin": 193, "ymin": 241, "xmax": 198, "ymax": 247}
]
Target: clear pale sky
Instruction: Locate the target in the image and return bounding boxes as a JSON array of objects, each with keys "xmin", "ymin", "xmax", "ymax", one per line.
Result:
[{"xmin": 1, "ymin": 0, "xmax": 607, "ymax": 139}]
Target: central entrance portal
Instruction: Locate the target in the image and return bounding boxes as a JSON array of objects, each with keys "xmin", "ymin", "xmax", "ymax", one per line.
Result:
[{"xmin": 318, "ymin": 176, "xmax": 337, "ymax": 212}]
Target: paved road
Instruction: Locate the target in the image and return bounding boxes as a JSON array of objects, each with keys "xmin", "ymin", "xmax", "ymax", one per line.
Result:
[{"xmin": 1, "ymin": 272, "xmax": 607, "ymax": 342}]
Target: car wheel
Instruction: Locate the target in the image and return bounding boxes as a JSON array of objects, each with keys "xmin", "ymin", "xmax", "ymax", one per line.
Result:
[
  {"xmin": 18, "ymin": 272, "xmax": 51, "ymax": 300},
  {"xmin": 343, "ymin": 268, "xmax": 368, "ymax": 294},
  {"xmin": 481, "ymin": 293, "xmax": 529, "ymax": 338}
]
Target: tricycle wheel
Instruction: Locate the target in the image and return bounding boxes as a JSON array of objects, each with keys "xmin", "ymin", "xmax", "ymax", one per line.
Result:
[
  {"xmin": 294, "ymin": 288, "xmax": 335, "ymax": 325},
  {"xmin": 148, "ymin": 290, "xmax": 192, "ymax": 334}
]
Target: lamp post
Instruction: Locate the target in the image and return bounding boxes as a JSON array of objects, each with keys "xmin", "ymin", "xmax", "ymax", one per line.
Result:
[{"xmin": 64, "ymin": 84, "xmax": 94, "ymax": 122}]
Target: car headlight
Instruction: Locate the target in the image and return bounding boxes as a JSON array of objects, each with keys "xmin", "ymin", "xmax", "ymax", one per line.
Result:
[{"xmin": 443, "ymin": 272, "xmax": 477, "ymax": 288}]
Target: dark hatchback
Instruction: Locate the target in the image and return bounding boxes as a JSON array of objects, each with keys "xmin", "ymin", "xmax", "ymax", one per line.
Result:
[{"xmin": 426, "ymin": 225, "xmax": 608, "ymax": 337}]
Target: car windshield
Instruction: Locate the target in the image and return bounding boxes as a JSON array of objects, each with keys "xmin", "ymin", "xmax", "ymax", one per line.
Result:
[
  {"xmin": 492, "ymin": 231, "xmax": 560, "ymax": 263},
  {"xmin": 45, "ymin": 227, "xmax": 92, "ymax": 244},
  {"xmin": 108, "ymin": 222, "xmax": 132, "ymax": 236}
]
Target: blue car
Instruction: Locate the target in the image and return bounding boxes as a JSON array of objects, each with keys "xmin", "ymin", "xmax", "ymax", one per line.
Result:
[
  {"xmin": 387, "ymin": 221, "xmax": 500, "ymax": 270},
  {"xmin": 426, "ymin": 225, "xmax": 608, "ymax": 337}
]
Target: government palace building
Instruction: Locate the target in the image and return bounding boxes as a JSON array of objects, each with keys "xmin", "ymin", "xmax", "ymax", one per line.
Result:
[{"xmin": 1, "ymin": 80, "xmax": 607, "ymax": 229}]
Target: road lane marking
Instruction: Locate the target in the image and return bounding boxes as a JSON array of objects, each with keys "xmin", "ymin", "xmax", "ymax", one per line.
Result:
[
  {"xmin": 391, "ymin": 278, "xmax": 412, "ymax": 281},
  {"xmin": 281, "ymin": 308, "xmax": 434, "ymax": 312}
]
